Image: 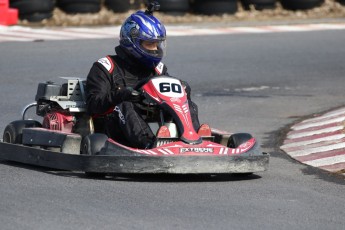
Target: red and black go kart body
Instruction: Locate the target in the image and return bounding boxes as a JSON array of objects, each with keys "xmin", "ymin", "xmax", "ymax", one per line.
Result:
[{"xmin": 0, "ymin": 76, "xmax": 269, "ymax": 175}]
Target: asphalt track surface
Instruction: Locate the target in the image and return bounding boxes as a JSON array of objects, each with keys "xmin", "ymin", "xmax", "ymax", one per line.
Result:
[{"xmin": 0, "ymin": 24, "xmax": 345, "ymax": 230}]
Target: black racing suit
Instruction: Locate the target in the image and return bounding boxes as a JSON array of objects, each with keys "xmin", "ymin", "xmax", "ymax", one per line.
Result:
[{"xmin": 86, "ymin": 46, "xmax": 200, "ymax": 149}]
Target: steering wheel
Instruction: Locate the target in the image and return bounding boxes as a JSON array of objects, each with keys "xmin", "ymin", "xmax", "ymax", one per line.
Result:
[{"xmin": 133, "ymin": 77, "xmax": 152, "ymax": 91}]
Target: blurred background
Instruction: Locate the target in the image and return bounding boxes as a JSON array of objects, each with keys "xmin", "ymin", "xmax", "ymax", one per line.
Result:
[{"xmin": 4, "ymin": 0, "xmax": 345, "ymax": 26}]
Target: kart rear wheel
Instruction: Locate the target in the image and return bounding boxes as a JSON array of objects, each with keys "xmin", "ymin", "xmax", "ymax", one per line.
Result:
[
  {"xmin": 3, "ymin": 120, "xmax": 42, "ymax": 144},
  {"xmin": 81, "ymin": 133, "xmax": 108, "ymax": 177}
]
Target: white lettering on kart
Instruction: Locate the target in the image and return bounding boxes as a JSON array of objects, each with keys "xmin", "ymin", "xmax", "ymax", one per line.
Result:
[{"xmin": 180, "ymin": 148, "xmax": 214, "ymax": 153}]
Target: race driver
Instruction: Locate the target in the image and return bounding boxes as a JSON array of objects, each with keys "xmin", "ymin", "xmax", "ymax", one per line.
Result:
[{"xmin": 85, "ymin": 2, "xmax": 203, "ymax": 149}]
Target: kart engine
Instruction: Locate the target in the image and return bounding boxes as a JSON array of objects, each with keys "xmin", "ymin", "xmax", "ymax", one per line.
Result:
[{"xmin": 42, "ymin": 112, "xmax": 74, "ymax": 133}]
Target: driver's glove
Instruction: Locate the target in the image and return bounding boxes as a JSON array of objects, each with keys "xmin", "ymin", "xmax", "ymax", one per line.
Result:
[{"xmin": 124, "ymin": 87, "xmax": 142, "ymax": 103}]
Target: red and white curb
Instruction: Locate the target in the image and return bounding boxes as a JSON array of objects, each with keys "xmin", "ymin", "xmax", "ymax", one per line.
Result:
[
  {"xmin": 0, "ymin": 23, "xmax": 345, "ymax": 42},
  {"xmin": 281, "ymin": 107, "xmax": 345, "ymax": 175}
]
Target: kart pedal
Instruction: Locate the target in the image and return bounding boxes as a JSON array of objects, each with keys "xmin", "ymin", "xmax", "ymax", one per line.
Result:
[
  {"xmin": 198, "ymin": 124, "xmax": 212, "ymax": 137},
  {"xmin": 156, "ymin": 125, "xmax": 171, "ymax": 138}
]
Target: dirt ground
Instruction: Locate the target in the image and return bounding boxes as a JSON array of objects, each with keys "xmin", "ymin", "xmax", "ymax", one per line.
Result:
[{"xmin": 18, "ymin": 0, "xmax": 345, "ymax": 27}]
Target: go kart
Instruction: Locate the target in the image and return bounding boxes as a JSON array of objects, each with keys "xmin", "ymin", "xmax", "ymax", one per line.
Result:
[{"xmin": 0, "ymin": 76, "xmax": 269, "ymax": 175}]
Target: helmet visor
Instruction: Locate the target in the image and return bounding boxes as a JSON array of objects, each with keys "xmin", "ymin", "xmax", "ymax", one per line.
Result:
[{"xmin": 137, "ymin": 38, "xmax": 166, "ymax": 60}]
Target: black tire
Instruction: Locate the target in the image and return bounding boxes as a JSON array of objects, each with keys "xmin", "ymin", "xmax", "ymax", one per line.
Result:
[
  {"xmin": 56, "ymin": 0, "xmax": 101, "ymax": 14},
  {"xmin": 10, "ymin": 0, "xmax": 54, "ymax": 21},
  {"xmin": 337, "ymin": 0, "xmax": 345, "ymax": 6},
  {"xmin": 81, "ymin": 133, "xmax": 108, "ymax": 177},
  {"xmin": 192, "ymin": 0, "xmax": 238, "ymax": 15},
  {"xmin": 104, "ymin": 0, "xmax": 131, "ymax": 13},
  {"xmin": 10, "ymin": 0, "xmax": 54, "ymax": 15},
  {"xmin": 130, "ymin": 0, "xmax": 143, "ymax": 10},
  {"xmin": 81, "ymin": 133, "xmax": 108, "ymax": 156},
  {"xmin": 227, "ymin": 133, "xmax": 253, "ymax": 148},
  {"xmin": 280, "ymin": 0, "xmax": 324, "ymax": 10},
  {"xmin": 158, "ymin": 0, "xmax": 190, "ymax": 15},
  {"xmin": 20, "ymin": 12, "xmax": 53, "ymax": 22},
  {"xmin": 227, "ymin": 133, "xmax": 254, "ymax": 176},
  {"xmin": 240, "ymin": 0, "xmax": 276, "ymax": 10},
  {"xmin": 3, "ymin": 120, "xmax": 42, "ymax": 144}
]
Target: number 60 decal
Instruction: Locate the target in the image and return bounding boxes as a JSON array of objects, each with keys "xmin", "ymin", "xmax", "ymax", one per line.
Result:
[{"xmin": 159, "ymin": 82, "xmax": 182, "ymax": 93}]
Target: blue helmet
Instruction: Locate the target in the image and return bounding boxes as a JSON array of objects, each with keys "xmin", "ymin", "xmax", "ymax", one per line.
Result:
[{"xmin": 119, "ymin": 11, "xmax": 167, "ymax": 68}]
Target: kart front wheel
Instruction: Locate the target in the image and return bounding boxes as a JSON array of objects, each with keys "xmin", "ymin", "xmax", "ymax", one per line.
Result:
[
  {"xmin": 3, "ymin": 120, "xmax": 42, "ymax": 144},
  {"xmin": 227, "ymin": 133, "xmax": 253, "ymax": 148},
  {"xmin": 227, "ymin": 133, "xmax": 254, "ymax": 176}
]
